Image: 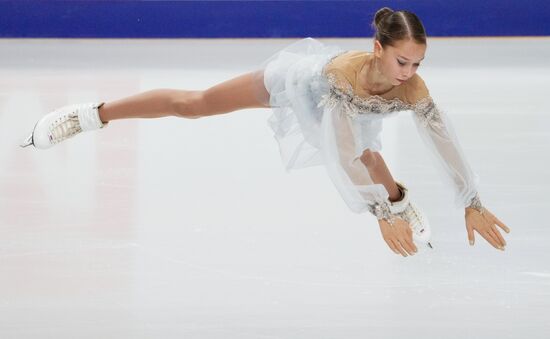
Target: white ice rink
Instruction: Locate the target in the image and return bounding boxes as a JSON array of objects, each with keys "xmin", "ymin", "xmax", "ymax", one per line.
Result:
[{"xmin": 1, "ymin": 37, "xmax": 549, "ymax": 338}]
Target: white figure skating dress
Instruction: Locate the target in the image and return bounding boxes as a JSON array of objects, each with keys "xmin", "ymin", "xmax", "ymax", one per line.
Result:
[{"xmin": 259, "ymin": 37, "xmax": 483, "ymax": 222}]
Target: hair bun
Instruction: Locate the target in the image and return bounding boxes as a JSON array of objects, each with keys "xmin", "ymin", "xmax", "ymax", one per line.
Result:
[
  {"xmin": 371, "ymin": 8, "xmax": 427, "ymax": 47},
  {"xmin": 373, "ymin": 7, "xmax": 394, "ymax": 29}
]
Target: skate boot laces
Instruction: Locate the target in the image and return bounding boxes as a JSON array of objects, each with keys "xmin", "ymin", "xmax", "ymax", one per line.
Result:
[
  {"xmin": 401, "ymin": 202, "xmax": 427, "ymax": 236},
  {"xmin": 49, "ymin": 111, "xmax": 82, "ymax": 144}
]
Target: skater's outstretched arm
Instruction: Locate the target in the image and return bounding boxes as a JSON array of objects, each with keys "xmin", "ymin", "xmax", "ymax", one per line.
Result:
[
  {"xmin": 321, "ymin": 98, "xmax": 418, "ymax": 257},
  {"xmin": 409, "ymin": 77, "xmax": 511, "ymax": 251},
  {"xmin": 360, "ymin": 151, "xmax": 423, "ymax": 257}
]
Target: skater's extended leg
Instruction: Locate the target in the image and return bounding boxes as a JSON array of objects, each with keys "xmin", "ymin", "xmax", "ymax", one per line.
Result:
[
  {"xmin": 190, "ymin": 69, "xmax": 271, "ymax": 117},
  {"xmin": 21, "ymin": 70, "xmax": 271, "ymax": 149},
  {"xmin": 100, "ymin": 70, "xmax": 270, "ymax": 122},
  {"xmin": 98, "ymin": 89, "xmax": 195, "ymax": 122}
]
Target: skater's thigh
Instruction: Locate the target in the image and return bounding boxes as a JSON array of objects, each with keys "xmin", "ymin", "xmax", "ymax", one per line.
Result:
[{"xmin": 199, "ymin": 70, "xmax": 271, "ymax": 116}]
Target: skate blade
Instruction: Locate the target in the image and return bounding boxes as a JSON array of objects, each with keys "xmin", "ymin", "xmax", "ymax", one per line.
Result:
[{"xmin": 19, "ymin": 132, "xmax": 34, "ymax": 148}]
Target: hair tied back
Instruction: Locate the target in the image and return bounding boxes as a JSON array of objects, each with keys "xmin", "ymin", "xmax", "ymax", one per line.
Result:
[
  {"xmin": 371, "ymin": 7, "xmax": 427, "ymax": 47},
  {"xmin": 373, "ymin": 7, "xmax": 394, "ymax": 29}
]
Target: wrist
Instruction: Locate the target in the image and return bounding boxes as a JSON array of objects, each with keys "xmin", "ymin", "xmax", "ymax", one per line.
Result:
[
  {"xmin": 368, "ymin": 201, "xmax": 396, "ymax": 225},
  {"xmin": 466, "ymin": 193, "xmax": 484, "ymax": 214}
]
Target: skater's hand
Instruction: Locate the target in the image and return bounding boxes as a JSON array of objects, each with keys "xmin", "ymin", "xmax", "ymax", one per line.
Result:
[
  {"xmin": 465, "ymin": 207, "xmax": 510, "ymax": 250},
  {"xmin": 378, "ymin": 217, "xmax": 418, "ymax": 257}
]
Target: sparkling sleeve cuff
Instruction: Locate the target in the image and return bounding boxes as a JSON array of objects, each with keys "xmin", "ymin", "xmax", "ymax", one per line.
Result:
[
  {"xmin": 467, "ymin": 193, "xmax": 484, "ymax": 213},
  {"xmin": 367, "ymin": 200, "xmax": 396, "ymax": 225}
]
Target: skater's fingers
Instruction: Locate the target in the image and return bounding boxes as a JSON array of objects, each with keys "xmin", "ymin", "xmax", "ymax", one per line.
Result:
[
  {"xmin": 467, "ymin": 224, "xmax": 475, "ymax": 246},
  {"xmin": 397, "ymin": 223, "xmax": 416, "ymax": 255},
  {"xmin": 490, "ymin": 227, "xmax": 506, "ymax": 249},
  {"xmin": 484, "ymin": 230, "xmax": 500, "ymax": 248},
  {"xmin": 484, "ymin": 209, "xmax": 511, "ymax": 234},
  {"xmin": 391, "ymin": 240, "xmax": 408, "ymax": 257},
  {"xmin": 400, "ymin": 234, "xmax": 417, "ymax": 255},
  {"xmin": 496, "ymin": 221, "xmax": 511, "ymax": 234},
  {"xmin": 407, "ymin": 229, "xmax": 418, "ymax": 253},
  {"xmin": 483, "ymin": 226, "xmax": 504, "ymax": 249},
  {"xmin": 479, "ymin": 229, "xmax": 501, "ymax": 250},
  {"xmin": 487, "ymin": 230, "xmax": 504, "ymax": 250},
  {"xmin": 384, "ymin": 239, "xmax": 400, "ymax": 255},
  {"xmin": 493, "ymin": 217, "xmax": 511, "ymax": 234}
]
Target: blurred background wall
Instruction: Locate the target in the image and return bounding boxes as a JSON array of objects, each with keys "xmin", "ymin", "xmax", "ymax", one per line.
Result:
[{"xmin": 0, "ymin": 0, "xmax": 548, "ymax": 38}]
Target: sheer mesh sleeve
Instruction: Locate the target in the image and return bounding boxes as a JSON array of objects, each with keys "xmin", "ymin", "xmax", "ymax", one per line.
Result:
[
  {"xmin": 317, "ymin": 83, "xmax": 397, "ymax": 223},
  {"xmin": 411, "ymin": 96, "xmax": 483, "ymax": 211}
]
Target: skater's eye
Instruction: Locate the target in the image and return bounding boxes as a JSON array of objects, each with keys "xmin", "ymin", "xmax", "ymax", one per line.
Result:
[{"xmin": 398, "ymin": 59, "xmax": 421, "ymax": 68}]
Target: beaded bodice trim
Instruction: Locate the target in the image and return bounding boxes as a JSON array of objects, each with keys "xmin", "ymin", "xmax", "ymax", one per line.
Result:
[{"xmin": 318, "ymin": 52, "xmax": 444, "ymax": 129}]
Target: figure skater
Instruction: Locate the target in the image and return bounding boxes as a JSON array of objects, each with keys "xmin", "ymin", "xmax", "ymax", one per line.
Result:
[{"xmin": 20, "ymin": 7, "xmax": 510, "ymax": 257}]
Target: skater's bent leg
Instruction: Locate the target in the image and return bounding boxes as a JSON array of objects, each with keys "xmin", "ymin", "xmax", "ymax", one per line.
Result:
[
  {"xmin": 99, "ymin": 70, "xmax": 270, "ymax": 122},
  {"xmin": 360, "ymin": 150, "xmax": 401, "ymax": 202}
]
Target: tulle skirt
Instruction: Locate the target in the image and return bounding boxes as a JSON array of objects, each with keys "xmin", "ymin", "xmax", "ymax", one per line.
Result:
[{"xmin": 260, "ymin": 37, "xmax": 345, "ymax": 170}]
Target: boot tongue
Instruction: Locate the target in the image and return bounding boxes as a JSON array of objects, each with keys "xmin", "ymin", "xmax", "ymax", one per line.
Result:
[
  {"xmin": 78, "ymin": 103, "xmax": 105, "ymax": 131},
  {"xmin": 389, "ymin": 197, "xmax": 408, "ymax": 214}
]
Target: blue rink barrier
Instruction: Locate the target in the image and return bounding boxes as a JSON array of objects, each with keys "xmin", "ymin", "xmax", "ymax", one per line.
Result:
[{"xmin": 0, "ymin": 1, "xmax": 548, "ymax": 38}]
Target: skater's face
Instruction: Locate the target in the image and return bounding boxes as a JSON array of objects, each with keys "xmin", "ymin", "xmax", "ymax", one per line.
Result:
[{"xmin": 374, "ymin": 39, "xmax": 426, "ymax": 86}]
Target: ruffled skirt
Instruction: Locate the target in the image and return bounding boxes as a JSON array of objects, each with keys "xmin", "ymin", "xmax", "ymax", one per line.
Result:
[{"xmin": 260, "ymin": 37, "xmax": 345, "ymax": 170}]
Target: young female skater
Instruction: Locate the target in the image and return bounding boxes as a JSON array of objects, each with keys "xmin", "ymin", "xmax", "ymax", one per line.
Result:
[{"xmin": 20, "ymin": 7, "xmax": 510, "ymax": 257}]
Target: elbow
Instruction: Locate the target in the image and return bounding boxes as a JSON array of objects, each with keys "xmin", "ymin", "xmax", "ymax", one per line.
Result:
[{"xmin": 359, "ymin": 149, "xmax": 378, "ymax": 168}]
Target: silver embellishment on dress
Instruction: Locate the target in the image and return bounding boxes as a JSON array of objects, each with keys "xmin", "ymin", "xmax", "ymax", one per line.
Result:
[
  {"xmin": 412, "ymin": 97, "xmax": 445, "ymax": 129},
  {"xmin": 318, "ymin": 69, "xmax": 442, "ymax": 127},
  {"xmin": 367, "ymin": 200, "xmax": 395, "ymax": 225},
  {"xmin": 467, "ymin": 192, "xmax": 484, "ymax": 214},
  {"xmin": 318, "ymin": 73, "xmax": 412, "ymax": 119}
]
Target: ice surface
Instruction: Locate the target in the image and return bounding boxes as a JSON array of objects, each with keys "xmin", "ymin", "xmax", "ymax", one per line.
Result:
[{"xmin": 0, "ymin": 37, "xmax": 549, "ymax": 339}]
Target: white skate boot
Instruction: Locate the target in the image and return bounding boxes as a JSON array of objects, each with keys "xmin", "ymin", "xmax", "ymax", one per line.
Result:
[
  {"xmin": 389, "ymin": 181, "xmax": 433, "ymax": 249},
  {"xmin": 20, "ymin": 102, "xmax": 107, "ymax": 149}
]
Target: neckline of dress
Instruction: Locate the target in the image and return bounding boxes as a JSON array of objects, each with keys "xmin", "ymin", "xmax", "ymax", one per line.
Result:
[
  {"xmin": 323, "ymin": 51, "xmax": 433, "ymax": 109},
  {"xmin": 325, "ymin": 71, "xmax": 411, "ymax": 108},
  {"xmin": 351, "ymin": 92, "xmax": 413, "ymax": 108}
]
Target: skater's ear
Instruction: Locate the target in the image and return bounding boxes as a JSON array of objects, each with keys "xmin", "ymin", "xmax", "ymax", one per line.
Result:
[{"xmin": 373, "ymin": 40, "xmax": 384, "ymax": 58}]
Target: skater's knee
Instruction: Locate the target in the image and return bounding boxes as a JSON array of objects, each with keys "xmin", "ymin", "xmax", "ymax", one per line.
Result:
[
  {"xmin": 172, "ymin": 90, "xmax": 205, "ymax": 119},
  {"xmin": 360, "ymin": 149, "xmax": 378, "ymax": 168}
]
